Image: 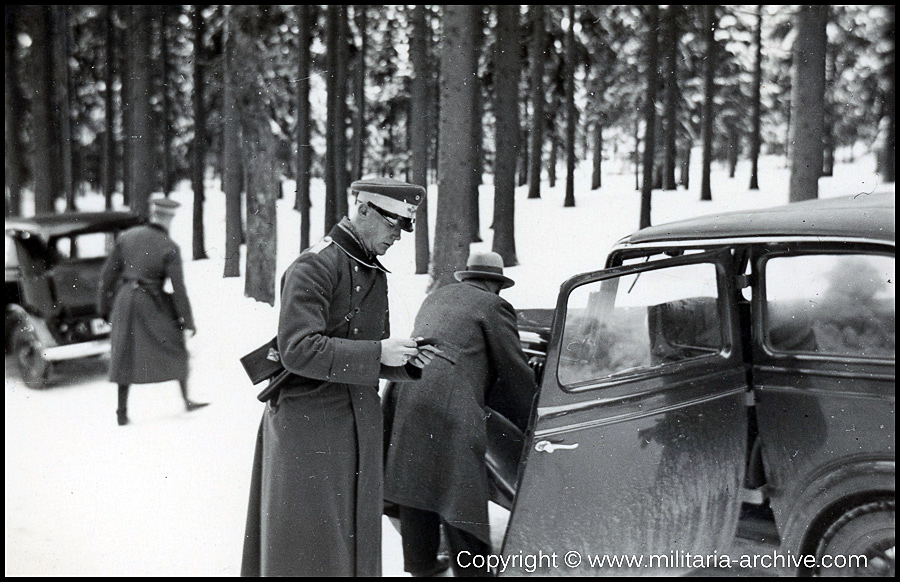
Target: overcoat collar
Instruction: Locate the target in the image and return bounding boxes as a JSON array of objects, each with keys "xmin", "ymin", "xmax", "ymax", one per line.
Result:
[
  {"xmin": 329, "ymin": 219, "xmax": 390, "ymax": 273},
  {"xmin": 147, "ymin": 222, "xmax": 169, "ymax": 235}
]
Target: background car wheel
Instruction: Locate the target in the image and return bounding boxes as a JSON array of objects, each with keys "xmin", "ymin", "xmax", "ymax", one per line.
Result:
[
  {"xmin": 814, "ymin": 499, "xmax": 895, "ymax": 577},
  {"xmin": 13, "ymin": 330, "xmax": 50, "ymax": 389}
]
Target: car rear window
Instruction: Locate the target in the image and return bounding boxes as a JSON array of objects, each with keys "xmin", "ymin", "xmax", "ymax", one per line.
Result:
[
  {"xmin": 764, "ymin": 253, "xmax": 895, "ymax": 359},
  {"xmin": 53, "ymin": 232, "xmax": 117, "ymax": 260}
]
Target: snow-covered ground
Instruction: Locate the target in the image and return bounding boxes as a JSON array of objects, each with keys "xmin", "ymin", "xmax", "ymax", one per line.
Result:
[{"xmin": 5, "ymin": 151, "xmax": 893, "ymax": 576}]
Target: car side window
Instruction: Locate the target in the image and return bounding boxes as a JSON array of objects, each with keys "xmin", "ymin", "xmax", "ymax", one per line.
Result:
[
  {"xmin": 558, "ymin": 261, "xmax": 724, "ymax": 388},
  {"xmin": 764, "ymin": 253, "xmax": 895, "ymax": 359},
  {"xmin": 5, "ymin": 235, "xmax": 19, "ymax": 269}
]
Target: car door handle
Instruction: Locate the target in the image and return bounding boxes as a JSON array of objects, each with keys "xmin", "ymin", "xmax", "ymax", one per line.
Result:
[{"xmin": 535, "ymin": 440, "xmax": 579, "ymax": 453}]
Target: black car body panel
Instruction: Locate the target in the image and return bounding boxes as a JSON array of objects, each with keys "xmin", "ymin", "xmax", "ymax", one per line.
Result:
[{"xmin": 494, "ymin": 193, "xmax": 894, "ymax": 576}]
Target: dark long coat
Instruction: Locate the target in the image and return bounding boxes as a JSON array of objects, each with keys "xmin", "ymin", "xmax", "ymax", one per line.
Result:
[
  {"xmin": 241, "ymin": 219, "xmax": 421, "ymax": 577},
  {"xmin": 383, "ymin": 282, "xmax": 537, "ymax": 545},
  {"xmin": 97, "ymin": 223, "xmax": 194, "ymax": 385}
]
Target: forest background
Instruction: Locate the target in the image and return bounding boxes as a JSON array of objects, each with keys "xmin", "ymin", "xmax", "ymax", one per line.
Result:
[{"xmin": 4, "ymin": 5, "xmax": 896, "ymax": 301}]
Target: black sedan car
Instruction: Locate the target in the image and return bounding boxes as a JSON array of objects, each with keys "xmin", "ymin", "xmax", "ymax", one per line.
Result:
[
  {"xmin": 5, "ymin": 211, "xmax": 144, "ymax": 388},
  {"xmin": 490, "ymin": 192, "xmax": 893, "ymax": 576}
]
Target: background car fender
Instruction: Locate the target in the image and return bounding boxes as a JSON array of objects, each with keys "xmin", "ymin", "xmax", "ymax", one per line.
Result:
[
  {"xmin": 776, "ymin": 458, "xmax": 894, "ymax": 562},
  {"xmin": 6, "ymin": 303, "xmax": 58, "ymax": 349}
]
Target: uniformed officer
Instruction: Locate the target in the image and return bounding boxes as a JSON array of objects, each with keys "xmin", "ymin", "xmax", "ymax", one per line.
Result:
[
  {"xmin": 98, "ymin": 197, "xmax": 208, "ymax": 427},
  {"xmin": 241, "ymin": 178, "xmax": 440, "ymax": 577}
]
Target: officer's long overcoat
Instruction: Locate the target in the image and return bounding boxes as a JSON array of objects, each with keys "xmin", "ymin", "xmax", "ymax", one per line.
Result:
[
  {"xmin": 383, "ymin": 282, "xmax": 537, "ymax": 545},
  {"xmin": 241, "ymin": 220, "xmax": 420, "ymax": 577},
  {"xmin": 98, "ymin": 223, "xmax": 194, "ymax": 385}
]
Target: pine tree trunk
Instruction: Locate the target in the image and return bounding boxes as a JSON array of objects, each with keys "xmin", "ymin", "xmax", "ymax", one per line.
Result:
[
  {"xmin": 591, "ymin": 123, "xmax": 602, "ymax": 190},
  {"xmin": 324, "ymin": 5, "xmax": 339, "ymax": 233},
  {"xmin": 788, "ymin": 5, "xmax": 827, "ymax": 202},
  {"xmin": 103, "ymin": 5, "xmax": 117, "ymax": 209},
  {"xmin": 128, "ymin": 5, "xmax": 154, "ymax": 217},
  {"xmin": 728, "ymin": 125, "xmax": 739, "ymax": 178},
  {"xmin": 5, "ymin": 7, "xmax": 26, "ymax": 217},
  {"xmin": 243, "ymin": 115, "xmax": 278, "ymax": 306},
  {"xmin": 222, "ymin": 6, "xmax": 243, "ymax": 278},
  {"xmin": 53, "ymin": 6, "xmax": 75, "ymax": 212},
  {"xmin": 295, "ymin": 4, "xmax": 313, "ymax": 252},
  {"xmin": 563, "ymin": 5, "xmax": 577, "ymax": 208},
  {"xmin": 640, "ymin": 5, "xmax": 660, "ymax": 228},
  {"xmin": 883, "ymin": 6, "xmax": 895, "ymax": 183},
  {"xmin": 432, "ymin": 5, "xmax": 477, "ymax": 292},
  {"xmin": 680, "ymin": 137, "xmax": 692, "ymax": 189},
  {"xmin": 351, "ymin": 5, "xmax": 367, "ymax": 183},
  {"xmin": 662, "ymin": 5, "xmax": 679, "ymax": 191},
  {"xmin": 469, "ymin": 6, "xmax": 484, "ymax": 243},
  {"xmin": 159, "ymin": 6, "xmax": 174, "ymax": 196},
  {"xmin": 411, "ymin": 4, "xmax": 431, "ymax": 275},
  {"xmin": 191, "ymin": 5, "xmax": 208, "ymax": 260},
  {"xmin": 699, "ymin": 4, "xmax": 717, "ymax": 202},
  {"xmin": 334, "ymin": 6, "xmax": 350, "ymax": 221},
  {"xmin": 492, "ymin": 4, "xmax": 520, "ymax": 266},
  {"xmin": 527, "ymin": 5, "xmax": 545, "ymax": 199},
  {"xmin": 549, "ymin": 129, "xmax": 558, "ymax": 188},
  {"xmin": 749, "ymin": 5, "xmax": 763, "ymax": 191}
]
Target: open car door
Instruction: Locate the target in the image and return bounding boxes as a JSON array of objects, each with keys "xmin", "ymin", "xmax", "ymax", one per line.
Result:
[
  {"xmin": 499, "ymin": 250, "xmax": 749, "ymax": 575},
  {"xmin": 11, "ymin": 234, "xmax": 56, "ymax": 318}
]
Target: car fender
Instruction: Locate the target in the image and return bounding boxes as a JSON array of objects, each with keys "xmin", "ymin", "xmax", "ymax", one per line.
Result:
[
  {"xmin": 6, "ymin": 303, "xmax": 58, "ymax": 349},
  {"xmin": 777, "ymin": 458, "xmax": 895, "ymax": 561}
]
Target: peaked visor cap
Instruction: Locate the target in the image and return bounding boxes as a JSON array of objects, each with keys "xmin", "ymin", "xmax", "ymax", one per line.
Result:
[
  {"xmin": 150, "ymin": 197, "xmax": 181, "ymax": 216},
  {"xmin": 352, "ymin": 178, "xmax": 425, "ymax": 232}
]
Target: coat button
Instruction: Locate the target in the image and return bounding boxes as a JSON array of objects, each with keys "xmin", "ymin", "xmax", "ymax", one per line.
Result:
[
  {"xmin": 355, "ymin": 285, "xmax": 361, "ymax": 292},
  {"xmin": 354, "ymin": 265, "xmax": 359, "ymax": 272},
  {"xmin": 353, "ymin": 328, "xmax": 359, "ymax": 335}
]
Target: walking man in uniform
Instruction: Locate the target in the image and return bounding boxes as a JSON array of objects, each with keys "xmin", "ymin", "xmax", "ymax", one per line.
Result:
[
  {"xmin": 98, "ymin": 198, "xmax": 208, "ymax": 427},
  {"xmin": 384, "ymin": 251, "xmax": 538, "ymax": 577},
  {"xmin": 241, "ymin": 178, "xmax": 439, "ymax": 577}
]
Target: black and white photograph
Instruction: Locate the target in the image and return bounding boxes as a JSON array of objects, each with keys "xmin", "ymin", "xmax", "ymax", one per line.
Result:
[{"xmin": 5, "ymin": 5, "xmax": 895, "ymax": 577}]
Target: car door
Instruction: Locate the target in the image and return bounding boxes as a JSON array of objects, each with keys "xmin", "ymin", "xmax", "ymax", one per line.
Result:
[
  {"xmin": 499, "ymin": 250, "xmax": 748, "ymax": 575},
  {"xmin": 11, "ymin": 233, "xmax": 56, "ymax": 317}
]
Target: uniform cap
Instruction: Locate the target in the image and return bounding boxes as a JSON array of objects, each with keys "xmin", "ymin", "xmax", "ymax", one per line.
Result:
[
  {"xmin": 150, "ymin": 197, "xmax": 181, "ymax": 216},
  {"xmin": 352, "ymin": 178, "xmax": 425, "ymax": 232}
]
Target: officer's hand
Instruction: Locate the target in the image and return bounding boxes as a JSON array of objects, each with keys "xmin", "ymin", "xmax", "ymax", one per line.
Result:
[
  {"xmin": 410, "ymin": 340, "xmax": 442, "ymax": 368},
  {"xmin": 380, "ymin": 338, "xmax": 418, "ymax": 367}
]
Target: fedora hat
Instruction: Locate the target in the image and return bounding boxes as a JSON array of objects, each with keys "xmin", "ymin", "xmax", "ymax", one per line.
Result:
[
  {"xmin": 454, "ymin": 251, "xmax": 515, "ymax": 289},
  {"xmin": 351, "ymin": 178, "xmax": 425, "ymax": 232}
]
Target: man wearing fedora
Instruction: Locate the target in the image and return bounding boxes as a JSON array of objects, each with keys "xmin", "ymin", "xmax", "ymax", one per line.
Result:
[
  {"xmin": 241, "ymin": 178, "xmax": 440, "ymax": 577},
  {"xmin": 98, "ymin": 197, "xmax": 208, "ymax": 427},
  {"xmin": 384, "ymin": 250, "xmax": 537, "ymax": 577}
]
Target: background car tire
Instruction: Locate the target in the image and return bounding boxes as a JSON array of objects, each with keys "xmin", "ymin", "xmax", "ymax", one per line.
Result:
[
  {"xmin": 13, "ymin": 329, "xmax": 50, "ymax": 389},
  {"xmin": 813, "ymin": 499, "xmax": 895, "ymax": 577}
]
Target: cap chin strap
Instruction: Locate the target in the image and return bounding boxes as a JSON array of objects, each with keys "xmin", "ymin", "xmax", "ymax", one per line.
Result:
[{"xmin": 356, "ymin": 190, "xmax": 418, "ymax": 219}]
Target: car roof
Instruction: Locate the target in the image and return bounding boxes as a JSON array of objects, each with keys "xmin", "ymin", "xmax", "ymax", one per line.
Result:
[
  {"xmin": 5, "ymin": 211, "xmax": 143, "ymax": 239},
  {"xmin": 622, "ymin": 192, "xmax": 895, "ymax": 247}
]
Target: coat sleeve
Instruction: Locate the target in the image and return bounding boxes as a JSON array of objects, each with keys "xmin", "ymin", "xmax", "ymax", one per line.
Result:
[
  {"xmin": 484, "ymin": 297, "xmax": 538, "ymax": 432},
  {"xmin": 165, "ymin": 245, "xmax": 195, "ymax": 330},
  {"xmin": 97, "ymin": 242, "xmax": 123, "ymax": 319},
  {"xmin": 277, "ymin": 253, "xmax": 383, "ymax": 385}
]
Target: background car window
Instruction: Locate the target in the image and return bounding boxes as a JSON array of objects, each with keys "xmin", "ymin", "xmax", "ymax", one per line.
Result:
[
  {"xmin": 558, "ymin": 262, "xmax": 723, "ymax": 387},
  {"xmin": 765, "ymin": 253, "xmax": 895, "ymax": 359},
  {"xmin": 53, "ymin": 232, "xmax": 115, "ymax": 260}
]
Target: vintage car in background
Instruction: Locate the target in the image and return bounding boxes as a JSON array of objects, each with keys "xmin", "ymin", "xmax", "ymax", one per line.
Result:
[
  {"xmin": 488, "ymin": 192, "xmax": 894, "ymax": 576},
  {"xmin": 5, "ymin": 212, "xmax": 144, "ymax": 388}
]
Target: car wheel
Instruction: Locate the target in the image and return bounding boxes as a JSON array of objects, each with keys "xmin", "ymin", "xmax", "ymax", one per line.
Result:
[
  {"xmin": 13, "ymin": 330, "xmax": 50, "ymax": 389},
  {"xmin": 813, "ymin": 499, "xmax": 895, "ymax": 577}
]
